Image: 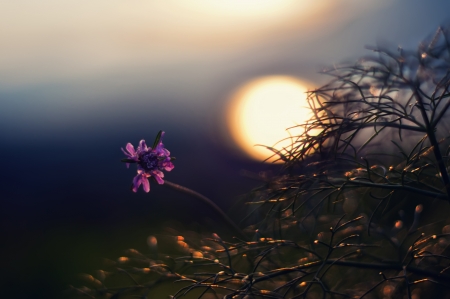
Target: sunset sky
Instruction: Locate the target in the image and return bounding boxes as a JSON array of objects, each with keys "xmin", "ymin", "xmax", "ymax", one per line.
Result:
[{"xmin": 2, "ymin": 1, "xmax": 447, "ymax": 151}]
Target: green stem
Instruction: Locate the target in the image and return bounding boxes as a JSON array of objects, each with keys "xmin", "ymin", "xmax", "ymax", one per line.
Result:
[{"xmin": 163, "ymin": 180, "xmax": 248, "ymax": 241}]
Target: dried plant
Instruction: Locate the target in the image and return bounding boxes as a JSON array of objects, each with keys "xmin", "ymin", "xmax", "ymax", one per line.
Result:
[{"xmin": 70, "ymin": 27, "xmax": 450, "ymax": 299}]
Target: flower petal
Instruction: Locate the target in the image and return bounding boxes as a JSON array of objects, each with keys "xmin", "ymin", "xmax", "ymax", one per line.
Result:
[
  {"xmin": 155, "ymin": 132, "xmax": 166, "ymax": 152},
  {"xmin": 151, "ymin": 170, "xmax": 165, "ymax": 184},
  {"xmin": 142, "ymin": 177, "xmax": 150, "ymax": 192},
  {"xmin": 122, "ymin": 143, "xmax": 138, "ymax": 169},
  {"xmin": 164, "ymin": 162, "xmax": 174, "ymax": 171},
  {"xmin": 138, "ymin": 140, "xmax": 148, "ymax": 152},
  {"xmin": 126, "ymin": 143, "xmax": 136, "ymax": 156},
  {"xmin": 132, "ymin": 174, "xmax": 142, "ymax": 192},
  {"xmin": 155, "ymin": 148, "xmax": 170, "ymax": 157}
]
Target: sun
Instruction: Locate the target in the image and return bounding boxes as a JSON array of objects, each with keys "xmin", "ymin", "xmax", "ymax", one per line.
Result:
[{"xmin": 227, "ymin": 76, "xmax": 314, "ymax": 163}]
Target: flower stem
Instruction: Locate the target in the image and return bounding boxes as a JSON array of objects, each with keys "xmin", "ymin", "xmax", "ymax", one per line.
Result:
[{"xmin": 163, "ymin": 180, "xmax": 248, "ymax": 241}]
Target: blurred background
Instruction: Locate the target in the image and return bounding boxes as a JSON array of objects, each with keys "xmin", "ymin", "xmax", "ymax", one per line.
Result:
[{"xmin": 1, "ymin": 0, "xmax": 449, "ymax": 297}]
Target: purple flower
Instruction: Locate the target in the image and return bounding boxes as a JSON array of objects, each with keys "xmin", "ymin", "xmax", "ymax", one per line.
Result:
[{"xmin": 121, "ymin": 131, "xmax": 174, "ymax": 193}]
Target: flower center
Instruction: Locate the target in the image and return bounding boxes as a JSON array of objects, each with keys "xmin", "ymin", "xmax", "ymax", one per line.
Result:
[{"xmin": 139, "ymin": 152, "xmax": 159, "ymax": 171}]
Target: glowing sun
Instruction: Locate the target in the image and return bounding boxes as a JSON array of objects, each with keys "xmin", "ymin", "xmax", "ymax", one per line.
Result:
[{"xmin": 227, "ymin": 76, "xmax": 314, "ymax": 163}]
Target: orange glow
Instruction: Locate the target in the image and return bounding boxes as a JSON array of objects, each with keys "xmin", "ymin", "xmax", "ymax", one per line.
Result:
[{"xmin": 227, "ymin": 76, "xmax": 314, "ymax": 163}]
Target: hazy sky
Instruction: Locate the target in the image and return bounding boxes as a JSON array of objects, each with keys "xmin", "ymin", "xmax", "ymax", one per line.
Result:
[
  {"xmin": 1, "ymin": 1, "xmax": 391, "ymax": 89},
  {"xmin": 4, "ymin": 0, "xmax": 448, "ymax": 146}
]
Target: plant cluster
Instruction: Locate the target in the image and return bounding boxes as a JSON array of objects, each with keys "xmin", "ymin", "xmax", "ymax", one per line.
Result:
[{"xmin": 70, "ymin": 27, "xmax": 450, "ymax": 299}]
